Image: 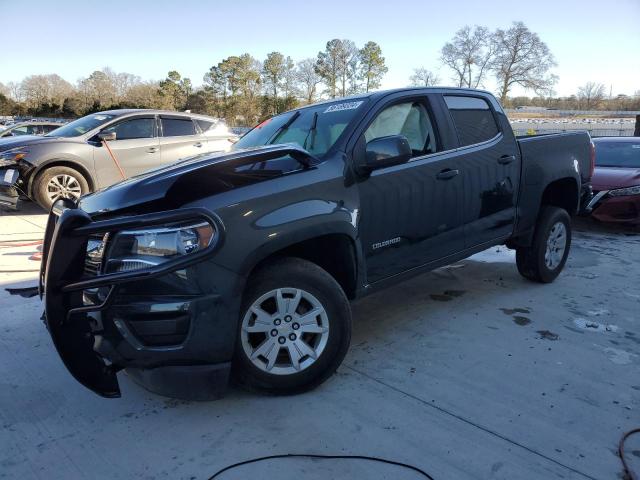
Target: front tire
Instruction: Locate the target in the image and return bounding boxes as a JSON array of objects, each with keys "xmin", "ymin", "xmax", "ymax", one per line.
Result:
[
  {"xmin": 232, "ymin": 257, "xmax": 351, "ymax": 395},
  {"xmin": 516, "ymin": 206, "xmax": 572, "ymax": 283},
  {"xmin": 33, "ymin": 166, "xmax": 90, "ymax": 210}
]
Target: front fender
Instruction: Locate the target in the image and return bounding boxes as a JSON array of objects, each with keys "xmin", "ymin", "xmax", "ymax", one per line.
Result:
[{"xmin": 24, "ymin": 148, "xmax": 96, "ymax": 195}]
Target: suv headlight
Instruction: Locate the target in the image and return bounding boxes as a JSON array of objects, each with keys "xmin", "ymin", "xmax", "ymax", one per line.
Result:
[
  {"xmin": 608, "ymin": 185, "xmax": 640, "ymax": 197},
  {"xmin": 0, "ymin": 148, "xmax": 28, "ymax": 167},
  {"xmin": 95, "ymin": 221, "xmax": 216, "ymax": 274}
]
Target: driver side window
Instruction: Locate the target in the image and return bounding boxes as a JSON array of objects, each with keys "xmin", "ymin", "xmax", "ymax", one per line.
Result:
[
  {"xmin": 364, "ymin": 101, "xmax": 438, "ymax": 157},
  {"xmin": 103, "ymin": 117, "xmax": 156, "ymax": 140}
]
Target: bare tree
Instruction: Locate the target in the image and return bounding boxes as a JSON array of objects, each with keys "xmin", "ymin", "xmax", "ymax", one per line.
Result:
[
  {"xmin": 47, "ymin": 74, "xmax": 74, "ymax": 106},
  {"xmin": 491, "ymin": 21, "xmax": 558, "ymax": 103},
  {"xmin": 0, "ymin": 82, "xmax": 8, "ymax": 97},
  {"xmin": 20, "ymin": 74, "xmax": 73, "ymax": 109},
  {"xmin": 296, "ymin": 58, "xmax": 322, "ymax": 104},
  {"xmin": 125, "ymin": 81, "xmax": 164, "ymax": 108},
  {"xmin": 441, "ymin": 26, "xmax": 494, "ymax": 88},
  {"xmin": 6, "ymin": 81, "xmax": 22, "ymax": 102},
  {"xmin": 107, "ymin": 70, "xmax": 141, "ymax": 102},
  {"xmin": 577, "ymin": 82, "xmax": 606, "ymax": 109},
  {"xmin": 78, "ymin": 69, "xmax": 117, "ymax": 108},
  {"xmin": 409, "ymin": 68, "xmax": 440, "ymax": 87}
]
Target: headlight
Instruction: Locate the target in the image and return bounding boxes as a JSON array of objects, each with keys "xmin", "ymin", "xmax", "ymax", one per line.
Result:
[
  {"xmin": 0, "ymin": 148, "xmax": 28, "ymax": 167},
  {"xmin": 93, "ymin": 221, "xmax": 216, "ymax": 274},
  {"xmin": 608, "ymin": 185, "xmax": 640, "ymax": 197}
]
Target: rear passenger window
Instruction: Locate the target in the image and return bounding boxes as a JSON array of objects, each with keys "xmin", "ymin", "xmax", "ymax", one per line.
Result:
[
  {"xmin": 162, "ymin": 117, "xmax": 196, "ymax": 137},
  {"xmin": 444, "ymin": 96, "xmax": 499, "ymax": 146},
  {"xmin": 196, "ymin": 119, "xmax": 214, "ymax": 132}
]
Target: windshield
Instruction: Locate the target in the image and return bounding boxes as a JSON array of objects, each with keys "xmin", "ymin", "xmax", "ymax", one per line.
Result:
[
  {"xmin": 46, "ymin": 113, "xmax": 116, "ymax": 138},
  {"xmin": 233, "ymin": 99, "xmax": 366, "ymax": 156},
  {"xmin": 594, "ymin": 140, "xmax": 640, "ymax": 168}
]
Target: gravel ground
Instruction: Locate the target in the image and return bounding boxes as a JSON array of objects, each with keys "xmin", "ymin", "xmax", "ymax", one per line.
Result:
[{"xmin": 0, "ymin": 205, "xmax": 638, "ymax": 480}]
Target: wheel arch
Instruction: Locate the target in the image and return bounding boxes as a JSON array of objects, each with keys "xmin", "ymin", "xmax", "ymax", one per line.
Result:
[
  {"xmin": 509, "ymin": 175, "xmax": 580, "ymax": 249},
  {"xmin": 28, "ymin": 159, "xmax": 96, "ymax": 197},
  {"xmin": 539, "ymin": 177, "xmax": 580, "ymax": 216},
  {"xmin": 240, "ymin": 228, "xmax": 360, "ymax": 300}
]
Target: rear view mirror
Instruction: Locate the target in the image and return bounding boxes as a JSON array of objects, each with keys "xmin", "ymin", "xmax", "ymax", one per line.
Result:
[
  {"xmin": 362, "ymin": 135, "xmax": 412, "ymax": 172},
  {"xmin": 98, "ymin": 131, "xmax": 116, "ymax": 141}
]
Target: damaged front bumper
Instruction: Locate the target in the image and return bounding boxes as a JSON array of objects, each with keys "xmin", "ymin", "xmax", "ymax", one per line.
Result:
[
  {"xmin": 40, "ymin": 199, "xmax": 239, "ymax": 399},
  {"xmin": 0, "ymin": 168, "xmax": 20, "ymax": 208},
  {"xmin": 588, "ymin": 190, "xmax": 640, "ymax": 225}
]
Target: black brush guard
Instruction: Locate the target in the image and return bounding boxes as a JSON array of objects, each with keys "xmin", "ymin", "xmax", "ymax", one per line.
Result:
[{"xmin": 40, "ymin": 199, "xmax": 222, "ymax": 398}]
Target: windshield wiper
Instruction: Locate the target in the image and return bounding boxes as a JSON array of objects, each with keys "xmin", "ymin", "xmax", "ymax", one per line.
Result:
[
  {"xmin": 268, "ymin": 110, "xmax": 300, "ymax": 144},
  {"xmin": 302, "ymin": 112, "xmax": 318, "ymax": 151}
]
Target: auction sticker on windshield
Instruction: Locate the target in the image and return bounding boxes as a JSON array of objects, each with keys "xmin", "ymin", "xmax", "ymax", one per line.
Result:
[{"xmin": 324, "ymin": 101, "xmax": 364, "ymax": 113}]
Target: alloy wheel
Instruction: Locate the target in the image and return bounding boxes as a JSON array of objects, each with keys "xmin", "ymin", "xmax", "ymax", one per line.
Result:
[
  {"xmin": 46, "ymin": 174, "xmax": 82, "ymax": 202},
  {"xmin": 545, "ymin": 221, "xmax": 567, "ymax": 269},
  {"xmin": 240, "ymin": 287, "xmax": 330, "ymax": 375}
]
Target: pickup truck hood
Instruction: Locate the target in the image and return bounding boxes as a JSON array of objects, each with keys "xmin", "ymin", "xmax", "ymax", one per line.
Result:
[
  {"xmin": 79, "ymin": 144, "xmax": 316, "ymax": 216},
  {"xmin": 0, "ymin": 134, "xmax": 79, "ymax": 151},
  {"xmin": 592, "ymin": 166, "xmax": 640, "ymax": 190}
]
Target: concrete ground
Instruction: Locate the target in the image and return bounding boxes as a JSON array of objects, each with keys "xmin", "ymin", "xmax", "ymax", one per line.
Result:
[{"xmin": 1, "ymin": 203, "xmax": 638, "ymax": 480}]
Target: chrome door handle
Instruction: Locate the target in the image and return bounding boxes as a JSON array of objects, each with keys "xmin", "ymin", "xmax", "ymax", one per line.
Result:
[
  {"xmin": 498, "ymin": 154, "xmax": 516, "ymax": 165},
  {"xmin": 194, "ymin": 142, "xmax": 203, "ymax": 148},
  {"xmin": 147, "ymin": 147, "xmax": 159, "ymax": 153},
  {"xmin": 436, "ymin": 169, "xmax": 460, "ymax": 180}
]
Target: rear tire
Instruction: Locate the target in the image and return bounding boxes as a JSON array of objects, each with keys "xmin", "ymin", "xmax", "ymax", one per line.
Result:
[
  {"xmin": 232, "ymin": 257, "xmax": 351, "ymax": 395},
  {"xmin": 33, "ymin": 166, "xmax": 89, "ymax": 210},
  {"xmin": 516, "ymin": 206, "xmax": 571, "ymax": 283}
]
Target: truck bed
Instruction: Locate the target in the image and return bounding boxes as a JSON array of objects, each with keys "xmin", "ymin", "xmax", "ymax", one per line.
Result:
[{"xmin": 514, "ymin": 131, "xmax": 592, "ymax": 236}]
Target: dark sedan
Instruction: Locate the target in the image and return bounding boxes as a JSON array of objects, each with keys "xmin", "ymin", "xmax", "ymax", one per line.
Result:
[{"xmin": 589, "ymin": 137, "xmax": 640, "ymax": 225}]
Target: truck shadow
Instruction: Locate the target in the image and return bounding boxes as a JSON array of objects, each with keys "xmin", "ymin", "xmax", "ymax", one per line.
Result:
[
  {"xmin": 0, "ymin": 199, "xmax": 46, "ymax": 217},
  {"xmin": 573, "ymin": 216, "xmax": 639, "ymax": 236}
]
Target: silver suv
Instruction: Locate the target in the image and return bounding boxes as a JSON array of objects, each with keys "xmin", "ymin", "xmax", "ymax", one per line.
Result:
[{"xmin": 0, "ymin": 110, "xmax": 237, "ymax": 209}]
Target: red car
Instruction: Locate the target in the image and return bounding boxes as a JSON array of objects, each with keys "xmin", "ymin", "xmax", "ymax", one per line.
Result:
[{"xmin": 589, "ymin": 137, "xmax": 640, "ymax": 225}]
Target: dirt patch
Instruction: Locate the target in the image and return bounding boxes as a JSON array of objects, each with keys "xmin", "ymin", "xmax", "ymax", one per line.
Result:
[
  {"xmin": 430, "ymin": 290, "xmax": 466, "ymax": 302},
  {"xmin": 501, "ymin": 308, "xmax": 532, "ymax": 326},
  {"xmin": 537, "ymin": 330, "xmax": 559, "ymax": 341},
  {"xmin": 512, "ymin": 316, "xmax": 531, "ymax": 326},
  {"xmin": 500, "ymin": 307, "xmax": 531, "ymax": 315}
]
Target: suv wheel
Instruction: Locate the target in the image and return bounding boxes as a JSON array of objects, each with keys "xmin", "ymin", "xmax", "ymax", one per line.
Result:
[
  {"xmin": 232, "ymin": 257, "xmax": 351, "ymax": 394},
  {"xmin": 516, "ymin": 206, "xmax": 572, "ymax": 283},
  {"xmin": 34, "ymin": 166, "xmax": 90, "ymax": 210}
]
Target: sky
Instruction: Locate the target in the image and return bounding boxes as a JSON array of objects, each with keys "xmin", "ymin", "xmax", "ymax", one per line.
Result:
[{"xmin": 1, "ymin": 0, "xmax": 639, "ymax": 98}]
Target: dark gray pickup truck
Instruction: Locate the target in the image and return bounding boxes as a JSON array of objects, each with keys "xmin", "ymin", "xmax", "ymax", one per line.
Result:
[{"xmin": 38, "ymin": 88, "xmax": 593, "ymax": 399}]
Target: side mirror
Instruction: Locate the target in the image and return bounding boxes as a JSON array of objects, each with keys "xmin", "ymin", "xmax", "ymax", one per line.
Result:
[
  {"xmin": 362, "ymin": 135, "xmax": 411, "ymax": 173},
  {"xmin": 98, "ymin": 131, "xmax": 116, "ymax": 141}
]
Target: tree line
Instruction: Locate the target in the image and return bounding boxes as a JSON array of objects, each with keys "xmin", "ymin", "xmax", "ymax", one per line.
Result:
[{"xmin": 1, "ymin": 22, "xmax": 638, "ymax": 126}]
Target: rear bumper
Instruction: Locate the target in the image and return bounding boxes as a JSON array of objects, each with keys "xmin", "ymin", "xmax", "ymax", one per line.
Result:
[{"xmin": 40, "ymin": 199, "xmax": 239, "ymax": 399}]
